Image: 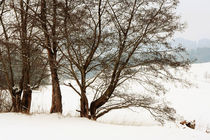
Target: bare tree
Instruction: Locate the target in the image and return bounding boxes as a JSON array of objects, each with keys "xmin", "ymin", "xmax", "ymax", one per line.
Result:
[
  {"xmin": 0, "ymin": 0, "xmax": 62, "ymax": 114},
  {"xmin": 89, "ymin": 0, "xmax": 190, "ymax": 120},
  {"xmin": 58, "ymin": 0, "xmax": 112, "ymax": 117},
  {"xmin": 0, "ymin": 0, "xmax": 48, "ymax": 113},
  {"xmin": 0, "ymin": 0, "xmax": 22, "ymax": 112},
  {"xmin": 38, "ymin": 0, "xmax": 63, "ymax": 113},
  {"xmin": 59, "ymin": 0, "xmax": 190, "ymax": 121},
  {"xmin": 0, "ymin": 0, "xmax": 190, "ymax": 122}
]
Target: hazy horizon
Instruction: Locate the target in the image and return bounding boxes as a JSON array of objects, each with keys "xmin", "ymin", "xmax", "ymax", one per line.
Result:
[{"xmin": 175, "ymin": 0, "xmax": 210, "ymax": 41}]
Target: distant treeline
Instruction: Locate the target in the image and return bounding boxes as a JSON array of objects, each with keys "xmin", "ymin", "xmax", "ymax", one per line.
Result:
[
  {"xmin": 173, "ymin": 38, "xmax": 210, "ymax": 63},
  {"xmin": 188, "ymin": 48, "xmax": 210, "ymax": 63}
]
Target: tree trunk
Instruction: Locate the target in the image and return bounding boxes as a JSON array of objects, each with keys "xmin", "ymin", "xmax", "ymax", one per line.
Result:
[
  {"xmin": 21, "ymin": 87, "xmax": 32, "ymax": 113},
  {"xmin": 40, "ymin": 0, "xmax": 62, "ymax": 113},
  {"xmin": 11, "ymin": 89, "xmax": 22, "ymax": 112},
  {"xmin": 19, "ymin": 0, "xmax": 32, "ymax": 114},
  {"xmin": 90, "ymin": 85, "xmax": 115, "ymax": 119},
  {"xmin": 80, "ymin": 93, "xmax": 89, "ymax": 118},
  {"xmin": 50, "ymin": 72, "xmax": 62, "ymax": 113},
  {"xmin": 20, "ymin": 53, "xmax": 32, "ymax": 113},
  {"xmin": 48, "ymin": 51, "xmax": 62, "ymax": 113}
]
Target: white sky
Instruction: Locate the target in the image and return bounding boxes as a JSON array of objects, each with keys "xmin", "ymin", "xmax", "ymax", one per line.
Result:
[{"xmin": 175, "ymin": 0, "xmax": 210, "ymax": 40}]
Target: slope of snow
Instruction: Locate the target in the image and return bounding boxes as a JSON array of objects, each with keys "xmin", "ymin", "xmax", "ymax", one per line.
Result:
[{"xmin": 0, "ymin": 113, "xmax": 209, "ymax": 140}]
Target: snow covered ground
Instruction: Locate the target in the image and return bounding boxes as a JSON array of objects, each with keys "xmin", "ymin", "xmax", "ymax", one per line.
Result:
[
  {"xmin": 167, "ymin": 63, "xmax": 210, "ymax": 131},
  {"xmin": 1, "ymin": 62, "xmax": 210, "ymax": 140},
  {"xmin": 0, "ymin": 113, "xmax": 210, "ymax": 140}
]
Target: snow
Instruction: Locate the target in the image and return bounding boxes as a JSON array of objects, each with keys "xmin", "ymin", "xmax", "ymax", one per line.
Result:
[
  {"xmin": 1, "ymin": 62, "xmax": 210, "ymax": 140},
  {"xmin": 166, "ymin": 63, "xmax": 210, "ymax": 131},
  {"xmin": 0, "ymin": 113, "xmax": 209, "ymax": 140}
]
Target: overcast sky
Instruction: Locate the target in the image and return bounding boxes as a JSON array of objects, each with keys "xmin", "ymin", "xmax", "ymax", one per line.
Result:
[{"xmin": 175, "ymin": 0, "xmax": 210, "ymax": 40}]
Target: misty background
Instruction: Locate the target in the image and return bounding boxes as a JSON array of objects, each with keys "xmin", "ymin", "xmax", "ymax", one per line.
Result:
[
  {"xmin": 174, "ymin": 0, "xmax": 210, "ymax": 63},
  {"xmin": 173, "ymin": 38, "xmax": 210, "ymax": 63}
]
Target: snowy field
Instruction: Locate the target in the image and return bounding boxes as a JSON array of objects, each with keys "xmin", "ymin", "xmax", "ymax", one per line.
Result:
[
  {"xmin": 1, "ymin": 62, "xmax": 210, "ymax": 140},
  {"xmin": 0, "ymin": 113, "xmax": 210, "ymax": 140}
]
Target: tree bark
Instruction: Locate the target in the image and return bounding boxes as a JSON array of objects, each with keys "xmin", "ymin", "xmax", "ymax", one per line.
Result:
[
  {"xmin": 48, "ymin": 50, "xmax": 62, "ymax": 113},
  {"xmin": 80, "ymin": 92, "xmax": 89, "ymax": 118},
  {"xmin": 11, "ymin": 89, "xmax": 22, "ymax": 112},
  {"xmin": 40, "ymin": 0, "xmax": 62, "ymax": 113},
  {"xmin": 19, "ymin": 0, "xmax": 32, "ymax": 114},
  {"xmin": 21, "ymin": 87, "xmax": 32, "ymax": 113},
  {"xmin": 90, "ymin": 85, "xmax": 115, "ymax": 119}
]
